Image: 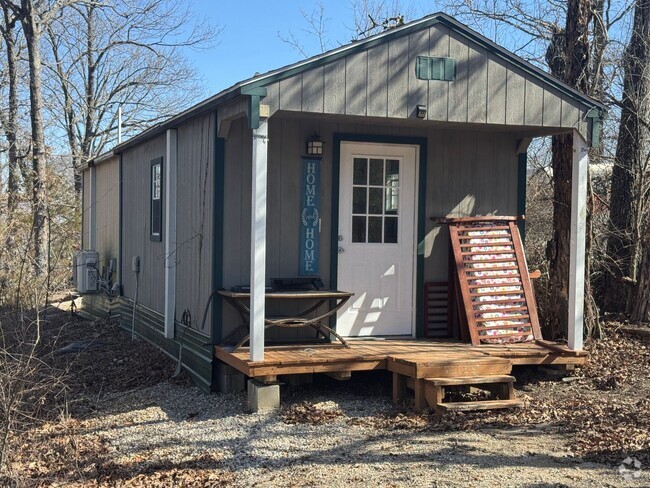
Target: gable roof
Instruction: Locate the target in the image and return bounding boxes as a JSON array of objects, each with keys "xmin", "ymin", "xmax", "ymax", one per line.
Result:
[{"xmin": 115, "ymin": 12, "xmax": 605, "ymax": 152}]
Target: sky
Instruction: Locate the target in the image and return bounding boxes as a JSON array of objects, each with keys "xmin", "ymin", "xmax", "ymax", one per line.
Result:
[{"xmin": 184, "ymin": 0, "xmax": 431, "ymax": 96}]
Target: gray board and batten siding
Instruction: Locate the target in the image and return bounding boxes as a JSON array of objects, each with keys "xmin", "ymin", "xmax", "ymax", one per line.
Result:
[
  {"xmin": 82, "ymin": 169, "xmax": 91, "ymax": 250},
  {"xmin": 120, "ymin": 115, "xmax": 215, "ymax": 336},
  {"xmin": 121, "ymin": 132, "xmax": 167, "ymax": 314},
  {"xmin": 81, "ymin": 155, "xmax": 120, "ymax": 284},
  {"xmin": 174, "ymin": 113, "xmax": 215, "ymax": 336},
  {"xmin": 260, "ymin": 23, "xmax": 593, "ymax": 137},
  {"xmin": 220, "ymin": 115, "xmax": 520, "ymax": 339}
]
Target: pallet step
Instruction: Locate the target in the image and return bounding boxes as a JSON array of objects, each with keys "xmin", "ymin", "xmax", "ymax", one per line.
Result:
[
  {"xmin": 436, "ymin": 398, "xmax": 524, "ymax": 412},
  {"xmin": 388, "ymin": 355, "xmax": 512, "ymax": 379},
  {"xmin": 425, "ymin": 375, "xmax": 515, "ymax": 387}
]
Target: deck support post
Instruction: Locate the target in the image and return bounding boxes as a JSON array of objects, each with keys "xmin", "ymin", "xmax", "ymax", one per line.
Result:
[
  {"xmin": 164, "ymin": 128, "xmax": 178, "ymax": 339},
  {"xmin": 250, "ymin": 119, "xmax": 268, "ymax": 362},
  {"xmin": 247, "ymin": 379, "xmax": 279, "ymax": 413},
  {"xmin": 568, "ymin": 130, "xmax": 588, "ymax": 351}
]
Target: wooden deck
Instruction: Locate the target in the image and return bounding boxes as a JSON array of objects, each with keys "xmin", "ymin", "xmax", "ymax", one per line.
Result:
[{"xmin": 214, "ymin": 339, "xmax": 587, "ymax": 378}]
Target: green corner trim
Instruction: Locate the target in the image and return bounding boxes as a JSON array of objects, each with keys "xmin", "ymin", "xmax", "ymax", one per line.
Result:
[
  {"xmin": 241, "ymin": 86, "xmax": 267, "ymax": 97},
  {"xmin": 248, "ymin": 95, "xmax": 261, "ymax": 129},
  {"xmin": 517, "ymin": 151, "xmax": 527, "ymax": 242},
  {"xmin": 586, "ymin": 108, "xmax": 603, "ymax": 148},
  {"xmin": 331, "ymin": 133, "xmax": 427, "ymax": 337},
  {"xmin": 242, "ymin": 87, "xmax": 268, "ymax": 130}
]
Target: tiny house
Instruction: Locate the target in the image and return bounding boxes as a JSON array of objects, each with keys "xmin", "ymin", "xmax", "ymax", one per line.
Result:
[{"xmin": 79, "ymin": 13, "xmax": 601, "ymax": 406}]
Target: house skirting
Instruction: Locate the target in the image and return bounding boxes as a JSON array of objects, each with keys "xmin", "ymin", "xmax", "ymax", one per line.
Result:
[{"xmin": 80, "ymin": 295, "xmax": 213, "ymax": 391}]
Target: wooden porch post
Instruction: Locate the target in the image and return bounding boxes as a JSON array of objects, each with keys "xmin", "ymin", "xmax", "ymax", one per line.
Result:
[
  {"xmin": 250, "ymin": 119, "xmax": 268, "ymax": 362},
  {"xmin": 568, "ymin": 130, "xmax": 588, "ymax": 351}
]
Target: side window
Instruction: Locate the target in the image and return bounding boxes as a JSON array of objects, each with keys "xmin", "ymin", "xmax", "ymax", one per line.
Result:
[{"xmin": 150, "ymin": 157, "xmax": 163, "ymax": 241}]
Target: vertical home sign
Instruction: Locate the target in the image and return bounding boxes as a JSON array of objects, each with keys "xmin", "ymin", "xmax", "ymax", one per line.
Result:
[{"xmin": 300, "ymin": 158, "xmax": 320, "ymax": 276}]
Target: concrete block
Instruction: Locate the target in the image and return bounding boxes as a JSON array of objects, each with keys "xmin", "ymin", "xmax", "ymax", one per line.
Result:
[
  {"xmin": 216, "ymin": 362, "xmax": 245, "ymax": 393},
  {"xmin": 248, "ymin": 379, "xmax": 280, "ymax": 413}
]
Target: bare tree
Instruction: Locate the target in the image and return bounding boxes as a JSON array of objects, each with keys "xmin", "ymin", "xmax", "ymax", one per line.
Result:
[
  {"xmin": 446, "ymin": 0, "xmax": 628, "ymax": 338},
  {"xmin": 278, "ymin": 0, "xmax": 330, "ymax": 57},
  {"xmin": 0, "ymin": 0, "xmax": 72, "ymax": 276},
  {"xmin": 631, "ymin": 210, "xmax": 650, "ymax": 320},
  {"xmin": 604, "ymin": 0, "xmax": 650, "ymax": 313},
  {"xmin": 544, "ymin": 0, "xmax": 602, "ymax": 339},
  {"xmin": 0, "ymin": 4, "xmax": 21, "ymax": 220},
  {"xmin": 279, "ymin": 0, "xmax": 414, "ymax": 57},
  {"xmin": 350, "ymin": 0, "xmax": 414, "ymax": 39},
  {"xmin": 43, "ymin": 0, "xmax": 220, "ymax": 190}
]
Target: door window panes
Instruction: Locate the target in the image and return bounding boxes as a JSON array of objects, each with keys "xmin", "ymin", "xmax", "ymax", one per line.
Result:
[
  {"xmin": 368, "ymin": 217, "xmax": 382, "ymax": 243},
  {"xmin": 353, "ymin": 158, "xmax": 367, "ymax": 185},
  {"xmin": 353, "ymin": 187, "xmax": 367, "ymax": 214},
  {"xmin": 369, "ymin": 159, "xmax": 383, "ymax": 185},
  {"xmin": 352, "ymin": 216, "xmax": 366, "ymax": 243},
  {"xmin": 368, "ymin": 188, "xmax": 383, "ymax": 214},
  {"xmin": 351, "ymin": 156, "xmax": 401, "ymax": 244},
  {"xmin": 384, "ymin": 217, "xmax": 398, "ymax": 243}
]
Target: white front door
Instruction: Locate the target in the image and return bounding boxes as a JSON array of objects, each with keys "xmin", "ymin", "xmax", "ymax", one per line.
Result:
[{"xmin": 336, "ymin": 142, "xmax": 418, "ymax": 337}]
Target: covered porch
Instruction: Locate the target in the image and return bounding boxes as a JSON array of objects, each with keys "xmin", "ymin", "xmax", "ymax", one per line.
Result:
[{"xmin": 211, "ymin": 13, "xmax": 604, "ymax": 410}]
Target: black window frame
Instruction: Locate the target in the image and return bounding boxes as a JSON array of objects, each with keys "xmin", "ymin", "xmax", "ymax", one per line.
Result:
[{"xmin": 150, "ymin": 157, "xmax": 163, "ymax": 242}]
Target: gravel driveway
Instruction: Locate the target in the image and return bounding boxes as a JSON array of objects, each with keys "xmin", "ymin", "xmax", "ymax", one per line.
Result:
[{"xmin": 83, "ymin": 380, "xmax": 645, "ymax": 487}]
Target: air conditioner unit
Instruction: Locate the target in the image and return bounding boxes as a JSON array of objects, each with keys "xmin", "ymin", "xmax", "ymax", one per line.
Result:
[{"xmin": 73, "ymin": 250, "xmax": 99, "ymax": 293}]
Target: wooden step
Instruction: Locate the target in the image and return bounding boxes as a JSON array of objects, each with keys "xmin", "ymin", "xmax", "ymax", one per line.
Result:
[
  {"xmin": 424, "ymin": 375, "xmax": 515, "ymax": 387},
  {"xmin": 388, "ymin": 355, "xmax": 512, "ymax": 379},
  {"xmin": 436, "ymin": 399, "xmax": 524, "ymax": 412}
]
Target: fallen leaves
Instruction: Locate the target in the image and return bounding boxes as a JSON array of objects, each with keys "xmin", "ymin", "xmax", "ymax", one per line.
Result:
[
  {"xmin": 280, "ymin": 401, "xmax": 345, "ymax": 425},
  {"xmin": 280, "ymin": 322, "xmax": 650, "ymax": 467}
]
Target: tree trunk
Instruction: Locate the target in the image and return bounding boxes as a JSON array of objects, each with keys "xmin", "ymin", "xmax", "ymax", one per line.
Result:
[
  {"xmin": 604, "ymin": 0, "xmax": 650, "ymax": 313},
  {"xmin": 20, "ymin": 1, "xmax": 49, "ymax": 276},
  {"xmin": 1, "ymin": 6, "xmax": 19, "ymax": 219},
  {"xmin": 631, "ymin": 214, "xmax": 650, "ymax": 322},
  {"xmin": 544, "ymin": 0, "xmax": 595, "ymax": 339},
  {"xmin": 545, "ymin": 134, "xmax": 573, "ymax": 338}
]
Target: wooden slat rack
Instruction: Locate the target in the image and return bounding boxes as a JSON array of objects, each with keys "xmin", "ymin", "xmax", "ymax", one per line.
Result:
[{"xmin": 443, "ymin": 216, "xmax": 543, "ymax": 346}]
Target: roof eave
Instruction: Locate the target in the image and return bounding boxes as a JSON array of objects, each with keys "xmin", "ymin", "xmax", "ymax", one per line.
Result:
[{"xmin": 111, "ymin": 11, "xmax": 606, "ymax": 154}]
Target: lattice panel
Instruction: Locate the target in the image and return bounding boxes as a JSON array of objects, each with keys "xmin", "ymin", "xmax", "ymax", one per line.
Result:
[{"xmin": 447, "ymin": 217, "xmax": 542, "ymax": 345}]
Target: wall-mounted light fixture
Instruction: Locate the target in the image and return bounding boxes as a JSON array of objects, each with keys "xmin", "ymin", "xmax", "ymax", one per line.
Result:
[
  {"xmin": 416, "ymin": 105, "xmax": 427, "ymax": 119},
  {"xmin": 306, "ymin": 133, "xmax": 324, "ymax": 156}
]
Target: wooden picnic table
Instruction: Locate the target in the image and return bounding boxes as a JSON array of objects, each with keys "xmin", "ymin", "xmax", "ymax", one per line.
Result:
[{"xmin": 218, "ymin": 289, "xmax": 353, "ymax": 351}]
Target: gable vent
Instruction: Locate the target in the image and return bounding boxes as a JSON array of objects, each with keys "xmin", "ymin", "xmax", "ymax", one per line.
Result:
[{"xmin": 416, "ymin": 56, "xmax": 456, "ymax": 81}]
